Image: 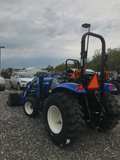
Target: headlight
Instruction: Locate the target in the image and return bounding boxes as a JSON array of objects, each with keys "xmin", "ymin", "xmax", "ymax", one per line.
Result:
[{"xmin": 21, "ymin": 81, "xmax": 27, "ymax": 83}]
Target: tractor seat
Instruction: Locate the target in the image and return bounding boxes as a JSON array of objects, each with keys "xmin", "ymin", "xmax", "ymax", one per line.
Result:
[{"xmin": 49, "ymin": 76, "xmax": 65, "ymax": 91}]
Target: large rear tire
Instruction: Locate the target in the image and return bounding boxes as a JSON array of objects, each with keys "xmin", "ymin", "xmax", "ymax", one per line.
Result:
[
  {"xmin": 44, "ymin": 92, "xmax": 85, "ymax": 146},
  {"xmin": 23, "ymin": 97, "xmax": 39, "ymax": 117},
  {"xmin": 87, "ymin": 92, "xmax": 119, "ymax": 131}
]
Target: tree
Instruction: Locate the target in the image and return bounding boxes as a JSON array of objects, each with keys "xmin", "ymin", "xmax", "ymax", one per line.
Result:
[
  {"xmin": 86, "ymin": 47, "xmax": 120, "ymax": 72},
  {"xmin": 72, "ymin": 61, "xmax": 80, "ymax": 68},
  {"xmin": 46, "ymin": 65, "xmax": 55, "ymax": 72},
  {"xmin": 86, "ymin": 49, "xmax": 101, "ymax": 71},
  {"xmin": 106, "ymin": 48, "xmax": 120, "ymax": 71},
  {"xmin": 55, "ymin": 63, "xmax": 65, "ymax": 72},
  {"xmin": 44, "ymin": 47, "xmax": 120, "ymax": 73}
]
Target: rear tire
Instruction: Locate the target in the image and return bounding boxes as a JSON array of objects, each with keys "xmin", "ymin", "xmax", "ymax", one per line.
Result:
[
  {"xmin": 23, "ymin": 97, "xmax": 39, "ymax": 117},
  {"xmin": 87, "ymin": 92, "xmax": 119, "ymax": 131},
  {"xmin": 44, "ymin": 92, "xmax": 85, "ymax": 146}
]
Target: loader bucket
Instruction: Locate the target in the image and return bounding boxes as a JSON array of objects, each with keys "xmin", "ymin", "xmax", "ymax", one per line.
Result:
[{"xmin": 7, "ymin": 93, "xmax": 22, "ymax": 106}]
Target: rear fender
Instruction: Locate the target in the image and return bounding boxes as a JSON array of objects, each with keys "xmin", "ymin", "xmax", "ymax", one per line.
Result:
[
  {"xmin": 104, "ymin": 83, "xmax": 117, "ymax": 92},
  {"xmin": 51, "ymin": 83, "xmax": 86, "ymax": 98}
]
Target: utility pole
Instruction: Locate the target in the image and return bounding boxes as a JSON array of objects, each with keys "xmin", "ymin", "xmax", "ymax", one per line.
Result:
[{"xmin": 0, "ymin": 46, "xmax": 5, "ymax": 71}]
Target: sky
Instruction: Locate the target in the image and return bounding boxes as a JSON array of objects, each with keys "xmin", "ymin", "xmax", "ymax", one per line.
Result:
[{"xmin": 0, "ymin": 0, "xmax": 120, "ymax": 69}]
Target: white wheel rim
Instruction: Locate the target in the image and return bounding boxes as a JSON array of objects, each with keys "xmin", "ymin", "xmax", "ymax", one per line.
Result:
[
  {"xmin": 47, "ymin": 105, "xmax": 63, "ymax": 134},
  {"xmin": 25, "ymin": 102, "xmax": 33, "ymax": 115}
]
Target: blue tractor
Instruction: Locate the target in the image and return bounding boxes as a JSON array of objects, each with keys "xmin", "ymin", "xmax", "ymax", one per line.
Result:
[{"xmin": 21, "ymin": 32, "xmax": 119, "ymax": 146}]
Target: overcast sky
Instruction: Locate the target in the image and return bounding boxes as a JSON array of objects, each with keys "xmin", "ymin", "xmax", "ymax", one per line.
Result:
[{"xmin": 0, "ymin": 0, "xmax": 120, "ymax": 69}]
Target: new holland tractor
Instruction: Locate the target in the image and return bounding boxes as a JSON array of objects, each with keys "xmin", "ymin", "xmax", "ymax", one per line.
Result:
[{"xmin": 21, "ymin": 32, "xmax": 119, "ymax": 146}]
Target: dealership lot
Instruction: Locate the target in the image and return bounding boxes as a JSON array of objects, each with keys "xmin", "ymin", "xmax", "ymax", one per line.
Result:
[{"xmin": 1, "ymin": 80, "xmax": 120, "ymax": 159}]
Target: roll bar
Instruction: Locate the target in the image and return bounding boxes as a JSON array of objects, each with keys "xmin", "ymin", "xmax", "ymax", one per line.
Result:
[
  {"xmin": 65, "ymin": 59, "xmax": 79, "ymax": 71},
  {"xmin": 80, "ymin": 32, "xmax": 107, "ymax": 80}
]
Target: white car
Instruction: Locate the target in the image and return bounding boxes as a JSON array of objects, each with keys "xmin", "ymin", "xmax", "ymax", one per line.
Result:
[
  {"xmin": 0, "ymin": 73, "xmax": 5, "ymax": 91},
  {"xmin": 10, "ymin": 72, "xmax": 34, "ymax": 90}
]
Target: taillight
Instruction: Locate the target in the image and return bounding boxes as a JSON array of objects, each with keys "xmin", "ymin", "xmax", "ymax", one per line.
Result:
[
  {"xmin": 76, "ymin": 85, "xmax": 83, "ymax": 90},
  {"xmin": 76, "ymin": 85, "xmax": 79, "ymax": 90},
  {"xmin": 79, "ymin": 85, "xmax": 83, "ymax": 90},
  {"xmin": 109, "ymin": 85, "xmax": 115, "ymax": 89},
  {"xmin": 109, "ymin": 85, "xmax": 113, "ymax": 89}
]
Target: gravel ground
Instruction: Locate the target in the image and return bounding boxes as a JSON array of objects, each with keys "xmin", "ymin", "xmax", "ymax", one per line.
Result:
[{"xmin": 0, "ymin": 91, "xmax": 120, "ymax": 160}]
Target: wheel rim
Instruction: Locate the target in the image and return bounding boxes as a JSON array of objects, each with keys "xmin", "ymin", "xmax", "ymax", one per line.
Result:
[
  {"xmin": 47, "ymin": 105, "xmax": 63, "ymax": 134},
  {"xmin": 25, "ymin": 102, "xmax": 33, "ymax": 115}
]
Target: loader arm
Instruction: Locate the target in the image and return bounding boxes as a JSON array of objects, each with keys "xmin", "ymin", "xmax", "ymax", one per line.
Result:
[{"xmin": 21, "ymin": 75, "xmax": 44, "ymax": 104}]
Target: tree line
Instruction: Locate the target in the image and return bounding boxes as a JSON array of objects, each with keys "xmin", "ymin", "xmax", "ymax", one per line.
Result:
[
  {"xmin": 4, "ymin": 47, "xmax": 120, "ymax": 73},
  {"xmin": 43, "ymin": 47, "xmax": 120, "ymax": 73}
]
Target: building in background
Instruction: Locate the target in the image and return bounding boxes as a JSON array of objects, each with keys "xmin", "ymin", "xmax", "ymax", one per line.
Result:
[{"xmin": 24, "ymin": 67, "xmax": 47, "ymax": 75}]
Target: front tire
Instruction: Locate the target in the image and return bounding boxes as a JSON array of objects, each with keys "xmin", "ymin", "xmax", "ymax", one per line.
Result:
[
  {"xmin": 17, "ymin": 83, "xmax": 21, "ymax": 90},
  {"xmin": 44, "ymin": 92, "xmax": 85, "ymax": 146},
  {"xmin": 23, "ymin": 97, "xmax": 39, "ymax": 117}
]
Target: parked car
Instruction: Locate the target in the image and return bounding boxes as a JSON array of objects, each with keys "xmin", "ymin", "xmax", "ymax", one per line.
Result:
[
  {"xmin": 10, "ymin": 72, "xmax": 34, "ymax": 90},
  {"xmin": 0, "ymin": 73, "xmax": 5, "ymax": 91}
]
